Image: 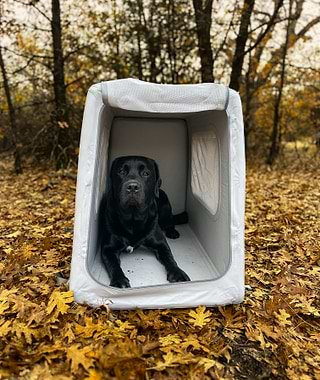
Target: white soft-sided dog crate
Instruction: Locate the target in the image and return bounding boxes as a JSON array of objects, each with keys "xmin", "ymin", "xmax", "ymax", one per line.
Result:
[{"xmin": 70, "ymin": 78, "xmax": 245, "ymax": 309}]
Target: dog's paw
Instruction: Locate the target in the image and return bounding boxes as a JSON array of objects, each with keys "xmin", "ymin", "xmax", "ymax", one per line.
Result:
[
  {"xmin": 110, "ymin": 276, "xmax": 131, "ymax": 288},
  {"xmin": 167, "ymin": 268, "xmax": 190, "ymax": 283},
  {"xmin": 165, "ymin": 228, "xmax": 180, "ymax": 239}
]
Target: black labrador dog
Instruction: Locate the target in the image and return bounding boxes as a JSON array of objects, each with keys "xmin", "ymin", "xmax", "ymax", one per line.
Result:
[{"xmin": 99, "ymin": 155, "xmax": 190, "ymax": 288}]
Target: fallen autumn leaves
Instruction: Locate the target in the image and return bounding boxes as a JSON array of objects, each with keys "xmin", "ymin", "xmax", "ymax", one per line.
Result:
[{"xmin": 0, "ymin": 154, "xmax": 319, "ymax": 379}]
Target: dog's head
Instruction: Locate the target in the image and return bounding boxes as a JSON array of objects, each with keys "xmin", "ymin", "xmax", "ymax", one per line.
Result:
[{"xmin": 109, "ymin": 156, "xmax": 162, "ymax": 210}]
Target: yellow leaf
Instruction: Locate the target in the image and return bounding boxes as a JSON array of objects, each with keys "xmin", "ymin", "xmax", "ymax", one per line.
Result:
[
  {"xmin": 10, "ymin": 294, "xmax": 39, "ymax": 319},
  {"xmin": 252, "ymin": 288, "xmax": 265, "ymax": 299},
  {"xmin": 197, "ymin": 357, "xmax": 216, "ymax": 372},
  {"xmin": 47, "ymin": 290, "xmax": 74, "ymax": 316},
  {"xmin": 0, "ymin": 288, "xmax": 18, "ymax": 300},
  {"xmin": 151, "ymin": 351, "xmax": 195, "ymax": 371},
  {"xmin": 308, "ymin": 267, "xmax": 320, "ymax": 276},
  {"xmin": 13, "ymin": 321, "xmax": 39, "ymax": 344},
  {"xmin": 114, "ymin": 319, "xmax": 135, "ymax": 331},
  {"xmin": 275, "ymin": 309, "xmax": 292, "ymax": 326},
  {"xmin": 21, "ymin": 244, "xmax": 37, "ymax": 258},
  {"xmin": 258, "ymin": 323, "xmax": 280, "ymax": 341},
  {"xmin": 219, "ymin": 306, "xmax": 246, "ymax": 328},
  {"xmin": 159, "ymin": 334, "xmax": 181, "ymax": 347},
  {"xmin": 75, "ymin": 316, "xmax": 105, "ymax": 338},
  {"xmin": 300, "ymin": 376, "xmax": 313, "ymax": 380},
  {"xmin": 2, "ymin": 247, "xmax": 13, "ymax": 254},
  {"xmin": 64, "ymin": 325, "xmax": 76, "ymax": 344},
  {"xmin": 0, "ymin": 288, "xmax": 18, "ymax": 315},
  {"xmin": 67, "ymin": 344, "xmax": 95, "ymax": 374},
  {"xmin": 25, "ymin": 362, "xmax": 71, "ymax": 380},
  {"xmin": 181, "ymin": 335, "xmax": 210, "ymax": 352},
  {"xmin": 188, "ymin": 306, "xmax": 212, "ymax": 328},
  {"xmin": 290, "ymin": 295, "xmax": 320, "ymax": 317},
  {"xmin": 0, "ymin": 299, "xmax": 9, "ymax": 315},
  {"xmin": 85, "ymin": 369, "xmax": 103, "ymax": 380},
  {"xmin": 0, "ymin": 319, "xmax": 11, "ymax": 337},
  {"xmin": 6, "ymin": 230, "xmax": 22, "ymax": 238},
  {"xmin": 245, "ymin": 324, "xmax": 268, "ymax": 349}
]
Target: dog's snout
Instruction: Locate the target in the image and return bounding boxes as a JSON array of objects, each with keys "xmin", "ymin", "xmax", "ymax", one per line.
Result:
[{"xmin": 126, "ymin": 180, "xmax": 141, "ymax": 193}]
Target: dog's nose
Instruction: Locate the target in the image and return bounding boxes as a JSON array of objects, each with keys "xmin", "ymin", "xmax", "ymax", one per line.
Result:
[{"xmin": 126, "ymin": 180, "xmax": 141, "ymax": 193}]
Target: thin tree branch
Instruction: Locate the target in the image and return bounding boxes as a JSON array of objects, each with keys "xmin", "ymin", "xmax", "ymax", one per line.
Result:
[
  {"xmin": 19, "ymin": 22, "xmax": 51, "ymax": 33},
  {"xmin": 13, "ymin": 0, "xmax": 52, "ymax": 22},
  {"xmin": 3, "ymin": 46, "xmax": 53, "ymax": 60},
  {"xmin": 64, "ymin": 45, "xmax": 90, "ymax": 61},
  {"xmin": 65, "ymin": 76, "xmax": 85, "ymax": 88},
  {"xmin": 2, "ymin": 47, "xmax": 52, "ymax": 70},
  {"xmin": 296, "ymin": 16, "xmax": 320, "ymax": 39},
  {"xmin": 15, "ymin": 99, "xmax": 55, "ymax": 110},
  {"xmin": 11, "ymin": 57, "xmax": 34, "ymax": 74},
  {"xmin": 244, "ymin": 0, "xmax": 284, "ymax": 55},
  {"xmin": 249, "ymin": 14, "xmax": 286, "ymax": 34},
  {"xmin": 213, "ymin": 6, "xmax": 236, "ymax": 62}
]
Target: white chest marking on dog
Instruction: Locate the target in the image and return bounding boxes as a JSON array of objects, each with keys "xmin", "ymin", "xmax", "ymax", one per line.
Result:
[{"xmin": 126, "ymin": 246, "xmax": 134, "ymax": 253}]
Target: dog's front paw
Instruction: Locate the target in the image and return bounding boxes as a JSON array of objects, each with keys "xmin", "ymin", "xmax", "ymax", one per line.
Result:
[
  {"xmin": 110, "ymin": 276, "xmax": 131, "ymax": 288},
  {"xmin": 165, "ymin": 228, "xmax": 180, "ymax": 239},
  {"xmin": 167, "ymin": 268, "xmax": 190, "ymax": 283}
]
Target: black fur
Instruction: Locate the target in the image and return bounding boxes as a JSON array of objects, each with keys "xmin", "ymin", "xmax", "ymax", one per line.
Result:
[{"xmin": 99, "ymin": 155, "xmax": 190, "ymax": 288}]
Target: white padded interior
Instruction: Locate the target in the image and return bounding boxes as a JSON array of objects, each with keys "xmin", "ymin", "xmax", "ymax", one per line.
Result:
[{"xmin": 191, "ymin": 131, "xmax": 219, "ymax": 215}]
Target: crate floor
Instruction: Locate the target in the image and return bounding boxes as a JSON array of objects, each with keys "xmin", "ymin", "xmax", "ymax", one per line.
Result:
[{"xmin": 89, "ymin": 225, "xmax": 220, "ymax": 288}]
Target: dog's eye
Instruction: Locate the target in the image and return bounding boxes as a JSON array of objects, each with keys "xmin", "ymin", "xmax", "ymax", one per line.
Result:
[
  {"xmin": 141, "ymin": 170, "xmax": 150, "ymax": 177},
  {"xmin": 118, "ymin": 168, "xmax": 126, "ymax": 176}
]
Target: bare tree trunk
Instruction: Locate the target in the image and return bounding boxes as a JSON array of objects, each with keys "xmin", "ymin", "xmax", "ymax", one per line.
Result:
[
  {"xmin": 136, "ymin": 17, "xmax": 143, "ymax": 80},
  {"xmin": 167, "ymin": 0, "xmax": 178, "ymax": 83},
  {"xmin": 51, "ymin": 0, "xmax": 70, "ymax": 168},
  {"xmin": 137, "ymin": 0, "xmax": 162, "ymax": 82},
  {"xmin": 148, "ymin": 0, "xmax": 160, "ymax": 82},
  {"xmin": 135, "ymin": 0, "xmax": 146, "ymax": 80},
  {"xmin": 112, "ymin": 0, "xmax": 125, "ymax": 79},
  {"xmin": 230, "ymin": 0, "xmax": 284, "ymax": 92},
  {"xmin": 229, "ymin": 0, "xmax": 283, "ymax": 91},
  {"xmin": 312, "ymin": 107, "xmax": 320, "ymax": 150},
  {"xmin": 192, "ymin": 0, "xmax": 214, "ymax": 83},
  {"xmin": 244, "ymin": 51, "xmax": 253, "ymax": 148},
  {"xmin": 229, "ymin": 0, "xmax": 255, "ymax": 91},
  {"xmin": 0, "ymin": 47, "xmax": 22, "ymax": 174},
  {"xmin": 267, "ymin": 0, "xmax": 293, "ymax": 165}
]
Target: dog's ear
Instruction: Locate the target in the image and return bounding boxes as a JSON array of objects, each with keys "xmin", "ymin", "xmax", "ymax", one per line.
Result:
[
  {"xmin": 109, "ymin": 157, "xmax": 120, "ymax": 178},
  {"xmin": 108, "ymin": 157, "xmax": 120, "ymax": 195},
  {"xmin": 153, "ymin": 160, "xmax": 162, "ymax": 198}
]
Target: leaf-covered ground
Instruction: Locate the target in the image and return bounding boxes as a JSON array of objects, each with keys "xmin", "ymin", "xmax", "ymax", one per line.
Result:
[{"xmin": 0, "ymin": 153, "xmax": 319, "ymax": 380}]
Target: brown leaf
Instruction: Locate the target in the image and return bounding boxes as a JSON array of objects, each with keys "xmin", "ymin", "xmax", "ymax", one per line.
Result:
[{"xmin": 66, "ymin": 344, "xmax": 95, "ymax": 374}]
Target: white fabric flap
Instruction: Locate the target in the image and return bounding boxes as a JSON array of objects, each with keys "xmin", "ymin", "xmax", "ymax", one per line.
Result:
[{"xmin": 102, "ymin": 78, "xmax": 229, "ymax": 113}]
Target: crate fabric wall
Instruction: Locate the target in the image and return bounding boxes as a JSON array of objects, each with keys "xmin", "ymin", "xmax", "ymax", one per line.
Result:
[{"xmin": 70, "ymin": 79, "xmax": 245, "ymax": 309}]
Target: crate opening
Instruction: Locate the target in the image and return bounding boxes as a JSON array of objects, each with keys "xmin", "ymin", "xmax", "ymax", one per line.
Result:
[{"xmin": 86, "ymin": 108, "xmax": 231, "ymax": 289}]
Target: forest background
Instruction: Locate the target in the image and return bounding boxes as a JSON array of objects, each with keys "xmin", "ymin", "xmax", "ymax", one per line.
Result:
[
  {"xmin": 1, "ymin": 0, "xmax": 319, "ymax": 170},
  {"xmin": 0, "ymin": 1, "xmax": 320, "ymax": 379}
]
